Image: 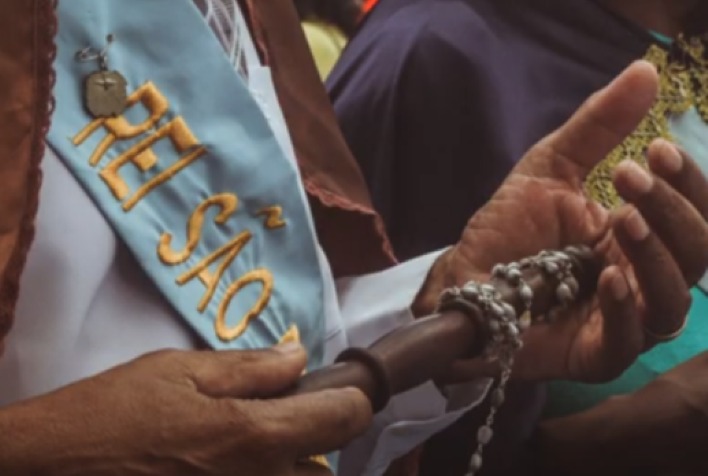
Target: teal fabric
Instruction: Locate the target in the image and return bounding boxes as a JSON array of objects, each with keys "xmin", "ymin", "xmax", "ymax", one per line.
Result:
[
  {"xmin": 544, "ymin": 33, "xmax": 708, "ymax": 417},
  {"xmin": 650, "ymin": 31, "xmax": 673, "ymax": 45},
  {"xmin": 48, "ymin": 0, "xmax": 325, "ymax": 366},
  {"xmin": 670, "ymin": 109, "xmax": 708, "ymax": 294},
  {"xmin": 545, "ymin": 288, "xmax": 708, "ymax": 418}
]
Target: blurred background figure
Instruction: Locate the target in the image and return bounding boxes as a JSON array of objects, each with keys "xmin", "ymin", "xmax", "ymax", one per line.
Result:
[
  {"xmin": 361, "ymin": 0, "xmax": 379, "ymax": 15},
  {"xmin": 294, "ymin": 0, "xmax": 361, "ymax": 80}
]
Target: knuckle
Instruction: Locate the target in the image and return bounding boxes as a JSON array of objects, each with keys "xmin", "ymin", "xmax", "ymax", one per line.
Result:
[
  {"xmin": 328, "ymin": 389, "xmax": 371, "ymax": 433},
  {"xmin": 215, "ymin": 401, "xmax": 287, "ymax": 466},
  {"xmin": 137, "ymin": 349, "xmax": 198, "ymax": 380},
  {"xmin": 230, "ymin": 402, "xmax": 281, "ymax": 450}
]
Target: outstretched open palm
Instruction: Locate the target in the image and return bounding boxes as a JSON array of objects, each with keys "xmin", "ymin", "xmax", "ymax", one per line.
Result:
[{"xmin": 444, "ymin": 62, "xmax": 708, "ymax": 384}]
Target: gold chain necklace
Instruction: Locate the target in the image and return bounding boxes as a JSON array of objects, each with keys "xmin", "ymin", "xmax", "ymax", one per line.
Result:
[{"xmin": 585, "ymin": 35, "xmax": 708, "ymax": 208}]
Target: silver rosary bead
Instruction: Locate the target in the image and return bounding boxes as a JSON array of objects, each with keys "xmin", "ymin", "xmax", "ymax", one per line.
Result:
[
  {"xmin": 481, "ymin": 283, "xmax": 496, "ymax": 295},
  {"xmin": 477, "ymin": 425, "xmax": 494, "ymax": 445},
  {"xmin": 556, "ymin": 282, "xmax": 574, "ymax": 304},
  {"xmin": 566, "ymin": 276, "xmax": 579, "ymax": 295},
  {"xmin": 519, "ymin": 283, "xmax": 533, "ymax": 307},
  {"xmin": 441, "ymin": 247, "xmax": 590, "ymax": 476},
  {"xmin": 544, "ymin": 260, "xmax": 559, "ymax": 275},
  {"xmin": 462, "ymin": 283, "xmax": 480, "ymax": 301},
  {"xmin": 492, "ymin": 264, "xmax": 507, "ymax": 278},
  {"xmin": 469, "ymin": 454, "xmax": 483, "ymax": 473},
  {"xmin": 506, "ymin": 267, "xmax": 522, "ymax": 284},
  {"xmin": 439, "ymin": 287, "xmax": 457, "ymax": 303},
  {"xmin": 490, "ymin": 388, "xmax": 505, "ymax": 408},
  {"xmin": 501, "ymin": 302, "xmax": 516, "ymax": 321},
  {"xmin": 518, "ymin": 311, "xmax": 531, "ymax": 330}
]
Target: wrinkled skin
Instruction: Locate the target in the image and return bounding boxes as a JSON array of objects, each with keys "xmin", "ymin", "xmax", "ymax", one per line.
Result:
[
  {"xmin": 3, "ymin": 61, "xmax": 708, "ymax": 476},
  {"xmin": 426, "ymin": 61, "xmax": 708, "ymax": 384},
  {"xmin": 0, "ymin": 344, "xmax": 371, "ymax": 475}
]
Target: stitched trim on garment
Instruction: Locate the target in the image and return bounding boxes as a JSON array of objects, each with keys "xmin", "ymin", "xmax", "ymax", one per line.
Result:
[
  {"xmin": 304, "ymin": 178, "xmax": 398, "ymax": 266},
  {"xmin": 585, "ymin": 35, "xmax": 708, "ymax": 208},
  {"xmin": 0, "ymin": 0, "xmax": 58, "ymax": 341}
]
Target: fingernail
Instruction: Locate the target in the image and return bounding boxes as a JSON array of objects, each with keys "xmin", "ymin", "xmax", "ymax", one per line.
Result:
[
  {"xmin": 611, "ymin": 273, "xmax": 628, "ymax": 301},
  {"xmin": 274, "ymin": 342, "xmax": 301, "ymax": 354},
  {"xmin": 624, "ymin": 209, "xmax": 650, "ymax": 241},
  {"xmin": 659, "ymin": 141, "xmax": 683, "ymax": 174},
  {"xmin": 620, "ymin": 160, "xmax": 653, "ymax": 195}
]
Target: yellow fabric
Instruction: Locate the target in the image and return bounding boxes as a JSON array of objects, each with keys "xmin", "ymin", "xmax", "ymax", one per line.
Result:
[
  {"xmin": 585, "ymin": 35, "xmax": 708, "ymax": 208},
  {"xmin": 302, "ymin": 20, "xmax": 347, "ymax": 80}
]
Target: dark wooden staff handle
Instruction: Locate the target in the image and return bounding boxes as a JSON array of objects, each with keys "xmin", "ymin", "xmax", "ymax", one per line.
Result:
[{"xmin": 286, "ymin": 247, "xmax": 601, "ymax": 412}]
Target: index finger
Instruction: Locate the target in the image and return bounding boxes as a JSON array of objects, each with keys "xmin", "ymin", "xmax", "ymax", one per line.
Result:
[
  {"xmin": 542, "ymin": 61, "xmax": 658, "ymax": 179},
  {"xmin": 613, "ymin": 206, "xmax": 692, "ymax": 345},
  {"xmin": 647, "ymin": 141, "xmax": 708, "ymax": 222}
]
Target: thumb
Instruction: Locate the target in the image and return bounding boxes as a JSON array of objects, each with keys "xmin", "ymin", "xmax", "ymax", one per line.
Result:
[
  {"xmin": 188, "ymin": 342, "xmax": 308, "ymax": 399},
  {"xmin": 541, "ymin": 60, "xmax": 658, "ymax": 179}
]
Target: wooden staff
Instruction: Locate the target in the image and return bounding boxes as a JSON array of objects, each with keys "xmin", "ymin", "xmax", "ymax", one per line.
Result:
[{"xmin": 288, "ymin": 246, "xmax": 601, "ymax": 412}]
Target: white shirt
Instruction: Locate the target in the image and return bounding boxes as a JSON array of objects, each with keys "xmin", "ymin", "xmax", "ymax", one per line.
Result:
[{"xmin": 0, "ymin": 3, "xmax": 488, "ymax": 474}]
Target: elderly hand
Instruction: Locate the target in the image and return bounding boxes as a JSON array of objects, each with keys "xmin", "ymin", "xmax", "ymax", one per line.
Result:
[
  {"xmin": 0, "ymin": 344, "xmax": 371, "ymax": 476},
  {"xmin": 421, "ymin": 61, "xmax": 708, "ymax": 384}
]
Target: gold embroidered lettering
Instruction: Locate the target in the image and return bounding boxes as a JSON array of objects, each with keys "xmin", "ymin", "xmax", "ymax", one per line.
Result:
[
  {"xmin": 308, "ymin": 456, "xmax": 330, "ymax": 469},
  {"xmin": 73, "ymin": 81, "xmax": 281, "ymax": 351},
  {"xmin": 73, "ymin": 82, "xmax": 170, "ymax": 166},
  {"xmin": 158, "ymin": 194, "xmax": 239, "ymax": 265},
  {"xmin": 278, "ymin": 324, "xmax": 301, "ymax": 345},
  {"xmin": 99, "ymin": 116, "xmax": 207, "ymax": 210},
  {"xmin": 177, "ymin": 231, "xmax": 253, "ymax": 312},
  {"xmin": 256, "ymin": 205, "xmax": 286, "ymax": 229},
  {"xmin": 215, "ymin": 269, "xmax": 274, "ymax": 342}
]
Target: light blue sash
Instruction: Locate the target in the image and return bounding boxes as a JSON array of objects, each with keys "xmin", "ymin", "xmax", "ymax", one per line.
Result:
[
  {"xmin": 48, "ymin": 0, "xmax": 325, "ymax": 368},
  {"xmin": 670, "ymin": 109, "xmax": 708, "ymax": 293}
]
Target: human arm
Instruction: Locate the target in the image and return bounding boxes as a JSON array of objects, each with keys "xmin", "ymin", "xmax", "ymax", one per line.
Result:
[
  {"xmin": 329, "ymin": 61, "xmax": 708, "ymax": 475},
  {"xmin": 414, "ymin": 61, "xmax": 708, "ymax": 384},
  {"xmin": 0, "ymin": 344, "xmax": 371, "ymax": 476},
  {"xmin": 536, "ymin": 351, "xmax": 708, "ymax": 475}
]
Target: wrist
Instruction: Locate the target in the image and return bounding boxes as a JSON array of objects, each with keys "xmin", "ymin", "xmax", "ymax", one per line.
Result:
[
  {"xmin": 0, "ymin": 388, "xmax": 94, "ymax": 476},
  {"xmin": 411, "ymin": 247, "xmax": 454, "ymax": 317},
  {"xmin": 0, "ymin": 400, "xmax": 51, "ymax": 475}
]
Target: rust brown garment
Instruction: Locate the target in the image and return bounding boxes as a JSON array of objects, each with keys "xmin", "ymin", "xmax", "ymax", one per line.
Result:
[
  {"xmin": 240, "ymin": 0, "xmax": 396, "ymax": 278},
  {"xmin": 0, "ymin": 1, "xmax": 412, "ymax": 473},
  {"xmin": 0, "ymin": 0, "xmax": 57, "ymax": 352},
  {"xmin": 0, "ymin": 0, "xmax": 395, "ymax": 357},
  {"xmin": 237, "ymin": 4, "xmax": 418, "ymax": 474}
]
